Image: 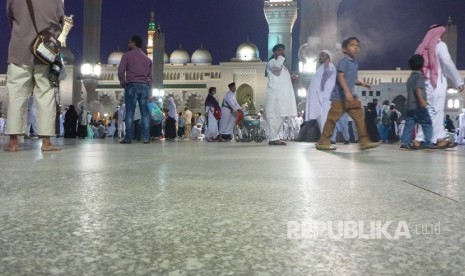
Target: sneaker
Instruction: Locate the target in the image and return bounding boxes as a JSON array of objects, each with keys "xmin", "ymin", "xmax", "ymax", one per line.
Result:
[
  {"xmin": 316, "ymin": 144, "xmax": 336, "ymax": 151},
  {"xmin": 344, "ymin": 141, "xmax": 350, "ymax": 145},
  {"xmin": 359, "ymin": 141, "xmax": 381, "ymax": 150},
  {"xmin": 400, "ymin": 144, "xmax": 414, "ymax": 151},
  {"xmin": 421, "ymin": 144, "xmax": 439, "ymax": 150}
]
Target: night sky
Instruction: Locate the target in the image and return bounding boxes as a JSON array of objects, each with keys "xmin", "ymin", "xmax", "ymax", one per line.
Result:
[{"xmin": 1, "ymin": 0, "xmax": 464, "ymax": 74}]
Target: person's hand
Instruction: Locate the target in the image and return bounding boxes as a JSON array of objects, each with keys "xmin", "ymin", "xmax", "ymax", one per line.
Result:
[
  {"xmin": 362, "ymin": 82, "xmax": 371, "ymax": 89},
  {"xmin": 291, "ymin": 74, "xmax": 298, "ymax": 81},
  {"xmin": 457, "ymin": 85, "xmax": 464, "ymax": 92}
]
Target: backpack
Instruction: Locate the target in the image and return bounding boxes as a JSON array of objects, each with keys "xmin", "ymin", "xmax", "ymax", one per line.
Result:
[{"xmin": 213, "ymin": 105, "xmax": 222, "ymax": 120}]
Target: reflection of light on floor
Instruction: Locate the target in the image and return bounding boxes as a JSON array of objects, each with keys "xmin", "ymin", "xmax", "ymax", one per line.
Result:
[
  {"xmin": 78, "ymin": 177, "xmax": 102, "ymax": 239},
  {"xmin": 445, "ymin": 153, "xmax": 459, "ymax": 198},
  {"xmin": 296, "ymin": 152, "xmax": 315, "ymax": 222}
]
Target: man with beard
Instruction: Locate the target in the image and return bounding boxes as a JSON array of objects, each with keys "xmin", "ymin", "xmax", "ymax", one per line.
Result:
[{"xmin": 305, "ymin": 50, "xmax": 336, "ymax": 133}]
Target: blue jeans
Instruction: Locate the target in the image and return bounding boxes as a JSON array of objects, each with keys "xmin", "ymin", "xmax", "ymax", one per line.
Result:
[
  {"xmin": 380, "ymin": 124, "xmax": 390, "ymax": 142},
  {"xmin": 123, "ymin": 83, "xmax": 150, "ymax": 143},
  {"xmin": 401, "ymin": 108, "xmax": 433, "ymax": 146}
]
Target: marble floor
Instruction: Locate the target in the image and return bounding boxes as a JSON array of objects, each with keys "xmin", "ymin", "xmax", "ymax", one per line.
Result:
[{"xmin": 1, "ymin": 137, "xmax": 465, "ymax": 276}]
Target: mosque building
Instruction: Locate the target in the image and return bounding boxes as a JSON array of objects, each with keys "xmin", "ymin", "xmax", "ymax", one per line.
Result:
[{"xmin": 0, "ymin": 0, "xmax": 464, "ymax": 121}]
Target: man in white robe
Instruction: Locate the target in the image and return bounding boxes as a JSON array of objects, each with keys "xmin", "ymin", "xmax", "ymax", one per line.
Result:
[
  {"xmin": 414, "ymin": 25, "xmax": 464, "ymax": 148},
  {"xmin": 0, "ymin": 114, "xmax": 6, "ymax": 135},
  {"xmin": 117, "ymin": 104, "xmax": 126, "ymax": 140},
  {"xmin": 305, "ymin": 50, "xmax": 337, "ymax": 133},
  {"xmin": 294, "ymin": 112, "xmax": 303, "ymax": 139},
  {"xmin": 265, "ymin": 44, "xmax": 297, "ymax": 145},
  {"xmin": 190, "ymin": 122, "xmax": 204, "ymax": 140},
  {"xmin": 457, "ymin": 109, "xmax": 465, "ymax": 144},
  {"xmin": 204, "ymin": 87, "xmax": 221, "ymax": 141},
  {"xmin": 218, "ymin": 82, "xmax": 241, "ymax": 141}
]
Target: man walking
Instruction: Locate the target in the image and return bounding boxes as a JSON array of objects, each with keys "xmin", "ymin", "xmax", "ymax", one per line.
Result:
[
  {"xmin": 218, "ymin": 82, "xmax": 242, "ymax": 142},
  {"xmin": 118, "ymin": 35, "xmax": 152, "ymax": 144},
  {"xmin": 305, "ymin": 50, "xmax": 336, "ymax": 133},
  {"xmin": 414, "ymin": 24, "xmax": 464, "ymax": 148}
]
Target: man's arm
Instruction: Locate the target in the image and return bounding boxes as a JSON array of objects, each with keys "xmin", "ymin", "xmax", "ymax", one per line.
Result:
[
  {"xmin": 355, "ymin": 80, "xmax": 371, "ymax": 89},
  {"xmin": 148, "ymin": 60, "xmax": 153, "ymax": 86},
  {"xmin": 117, "ymin": 55, "xmax": 127, "ymax": 87},
  {"xmin": 268, "ymin": 56, "xmax": 285, "ymax": 74}
]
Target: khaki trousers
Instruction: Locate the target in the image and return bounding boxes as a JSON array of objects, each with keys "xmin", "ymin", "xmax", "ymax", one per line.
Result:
[
  {"xmin": 6, "ymin": 63, "xmax": 56, "ymax": 136},
  {"xmin": 319, "ymin": 100, "xmax": 370, "ymax": 145},
  {"xmin": 184, "ymin": 124, "xmax": 191, "ymax": 139}
]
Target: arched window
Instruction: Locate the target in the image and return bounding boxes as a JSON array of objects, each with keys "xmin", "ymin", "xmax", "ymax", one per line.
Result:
[
  {"xmin": 447, "ymin": 99, "xmax": 454, "ymax": 109},
  {"xmin": 453, "ymin": 99, "xmax": 460, "ymax": 109}
]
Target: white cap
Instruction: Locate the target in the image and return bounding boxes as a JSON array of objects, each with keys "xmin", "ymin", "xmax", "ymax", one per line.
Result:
[{"xmin": 320, "ymin": 50, "xmax": 332, "ymax": 61}]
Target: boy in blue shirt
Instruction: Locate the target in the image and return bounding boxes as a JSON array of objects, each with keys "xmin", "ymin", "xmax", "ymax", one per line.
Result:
[
  {"xmin": 316, "ymin": 37, "xmax": 380, "ymax": 151},
  {"xmin": 400, "ymin": 54, "xmax": 436, "ymax": 150}
]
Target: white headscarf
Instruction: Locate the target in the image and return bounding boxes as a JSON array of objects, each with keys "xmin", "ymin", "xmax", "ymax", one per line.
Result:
[{"xmin": 168, "ymin": 97, "xmax": 178, "ymax": 120}]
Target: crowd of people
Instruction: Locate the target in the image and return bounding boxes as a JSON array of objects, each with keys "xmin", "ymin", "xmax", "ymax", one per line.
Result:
[
  {"xmin": 2, "ymin": 0, "xmax": 464, "ymax": 152},
  {"xmin": 305, "ymin": 30, "xmax": 464, "ymax": 151}
]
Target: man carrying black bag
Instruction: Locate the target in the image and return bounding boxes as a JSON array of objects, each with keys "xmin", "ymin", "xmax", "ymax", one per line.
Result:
[{"xmin": 4, "ymin": 0, "xmax": 64, "ymax": 152}]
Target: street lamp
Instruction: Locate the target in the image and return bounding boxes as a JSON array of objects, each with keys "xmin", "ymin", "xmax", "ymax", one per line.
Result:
[
  {"xmin": 81, "ymin": 62, "xmax": 101, "ymax": 108},
  {"xmin": 297, "ymin": 88, "xmax": 307, "ymax": 98},
  {"xmin": 152, "ymin": 88, "xmax": 165, "ymax": 105}
]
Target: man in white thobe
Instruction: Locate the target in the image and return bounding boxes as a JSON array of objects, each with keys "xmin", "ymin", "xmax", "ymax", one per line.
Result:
[
  {"xmin": 117, "ymin": 104, "xmax": 126, "ymax": 140},
  {"xmin": 0, "ymin": 114, "xmax": 6, "ymax": 135},
  {"xmin": 218, "ymin": 82, "xmax": 241, "ymax": 141},
  {"xmin": 457, "ymin": 109, "xmax": 465, "ymax": 144},
  {"xmin": 414, "ymin": 25, "xmax": 464, "ymax": 148},
  {"xmin": 305, "ymin": 50, "xmax": 337, "ymax": 133},
  {"xmin": 294, "ymin": 112, "xmax": 304, "ymax": 139},
  {"xmin": 265, "ymin": 44, "xmax": 297, "ymax": 145}
]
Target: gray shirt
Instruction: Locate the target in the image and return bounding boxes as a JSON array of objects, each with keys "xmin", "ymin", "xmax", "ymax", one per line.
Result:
[
  {"xmin": 7, "ymin": 0, "xmax": 64, "ymax": 66},
  {"xmin": 330, "ymin": 55, "xmax": 359, "ymax": 101},
  {"xmin": 406, "ymin": 72, "xmax": 426, "ymax": 111}
]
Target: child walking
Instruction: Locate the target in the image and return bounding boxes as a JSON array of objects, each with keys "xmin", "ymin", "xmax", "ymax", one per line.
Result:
[
  {"xmin": 400, "ymin": 54, "xmax": 437, "ymax": 150},
  {"xmin": 316, "ymin": 37, "xmax": 380, "ymax": 151}
]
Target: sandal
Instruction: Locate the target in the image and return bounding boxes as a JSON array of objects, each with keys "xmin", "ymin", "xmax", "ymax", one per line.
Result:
[
  {"xmin": 447, "ymin": 141, "xmax": 458, "ymax": 148},
  {"xmin": 268, "ymin": 140, "xmax": 287, "ymax": 145}
]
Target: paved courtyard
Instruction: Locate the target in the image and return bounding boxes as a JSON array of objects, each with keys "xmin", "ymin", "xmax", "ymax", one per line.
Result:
[{"xmin": 1, "ymin": 137, "xmax": 465, "ymax": 275}]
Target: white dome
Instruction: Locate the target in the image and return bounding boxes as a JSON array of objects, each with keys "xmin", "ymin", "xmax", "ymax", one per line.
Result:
[
  {"xmin": 170, "ymin": 49, "xmax": 190, "ymax": 64},
  {"xmin": 108, "ymin": 51, "xmax": 124, "ymax": 65},
  {"xmin": 235, "ymin": 42, "xmax": 260, "ymax": 61},
  {"xmin": 191, "ymin": 48, "xmax": 212, "ymax": 64},
  {"xmin": 164, "ymin": 52, "xmax": 169, "ymax": 64}
]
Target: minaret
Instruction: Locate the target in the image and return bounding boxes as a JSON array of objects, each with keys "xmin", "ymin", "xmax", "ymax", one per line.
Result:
[
  {"xmin": 299, "ymin": 0, "xmax": 340, "ymax": 53},
  {"xmin": 151, "ymin": 12, "xmax": 165, "ymax": 93},
  {"xmin": 58, "ymin": 15, "xmax": 74, "ymax": 47},
  {"xmin": 147, "ymin": 11, "xmax": 156, "ymax": 60},
  {"xmin": 264, "ymin": 0, "xmax": 298, "ymax": 69},
  {"xmin": 83, "ymin": 0, "xmax": 102, "ymax": 63}
]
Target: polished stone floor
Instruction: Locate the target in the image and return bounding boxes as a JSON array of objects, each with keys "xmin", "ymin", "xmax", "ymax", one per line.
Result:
[{"xmin": 1, "ymin": 136, "xmax": 465, "ymax": 276}]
